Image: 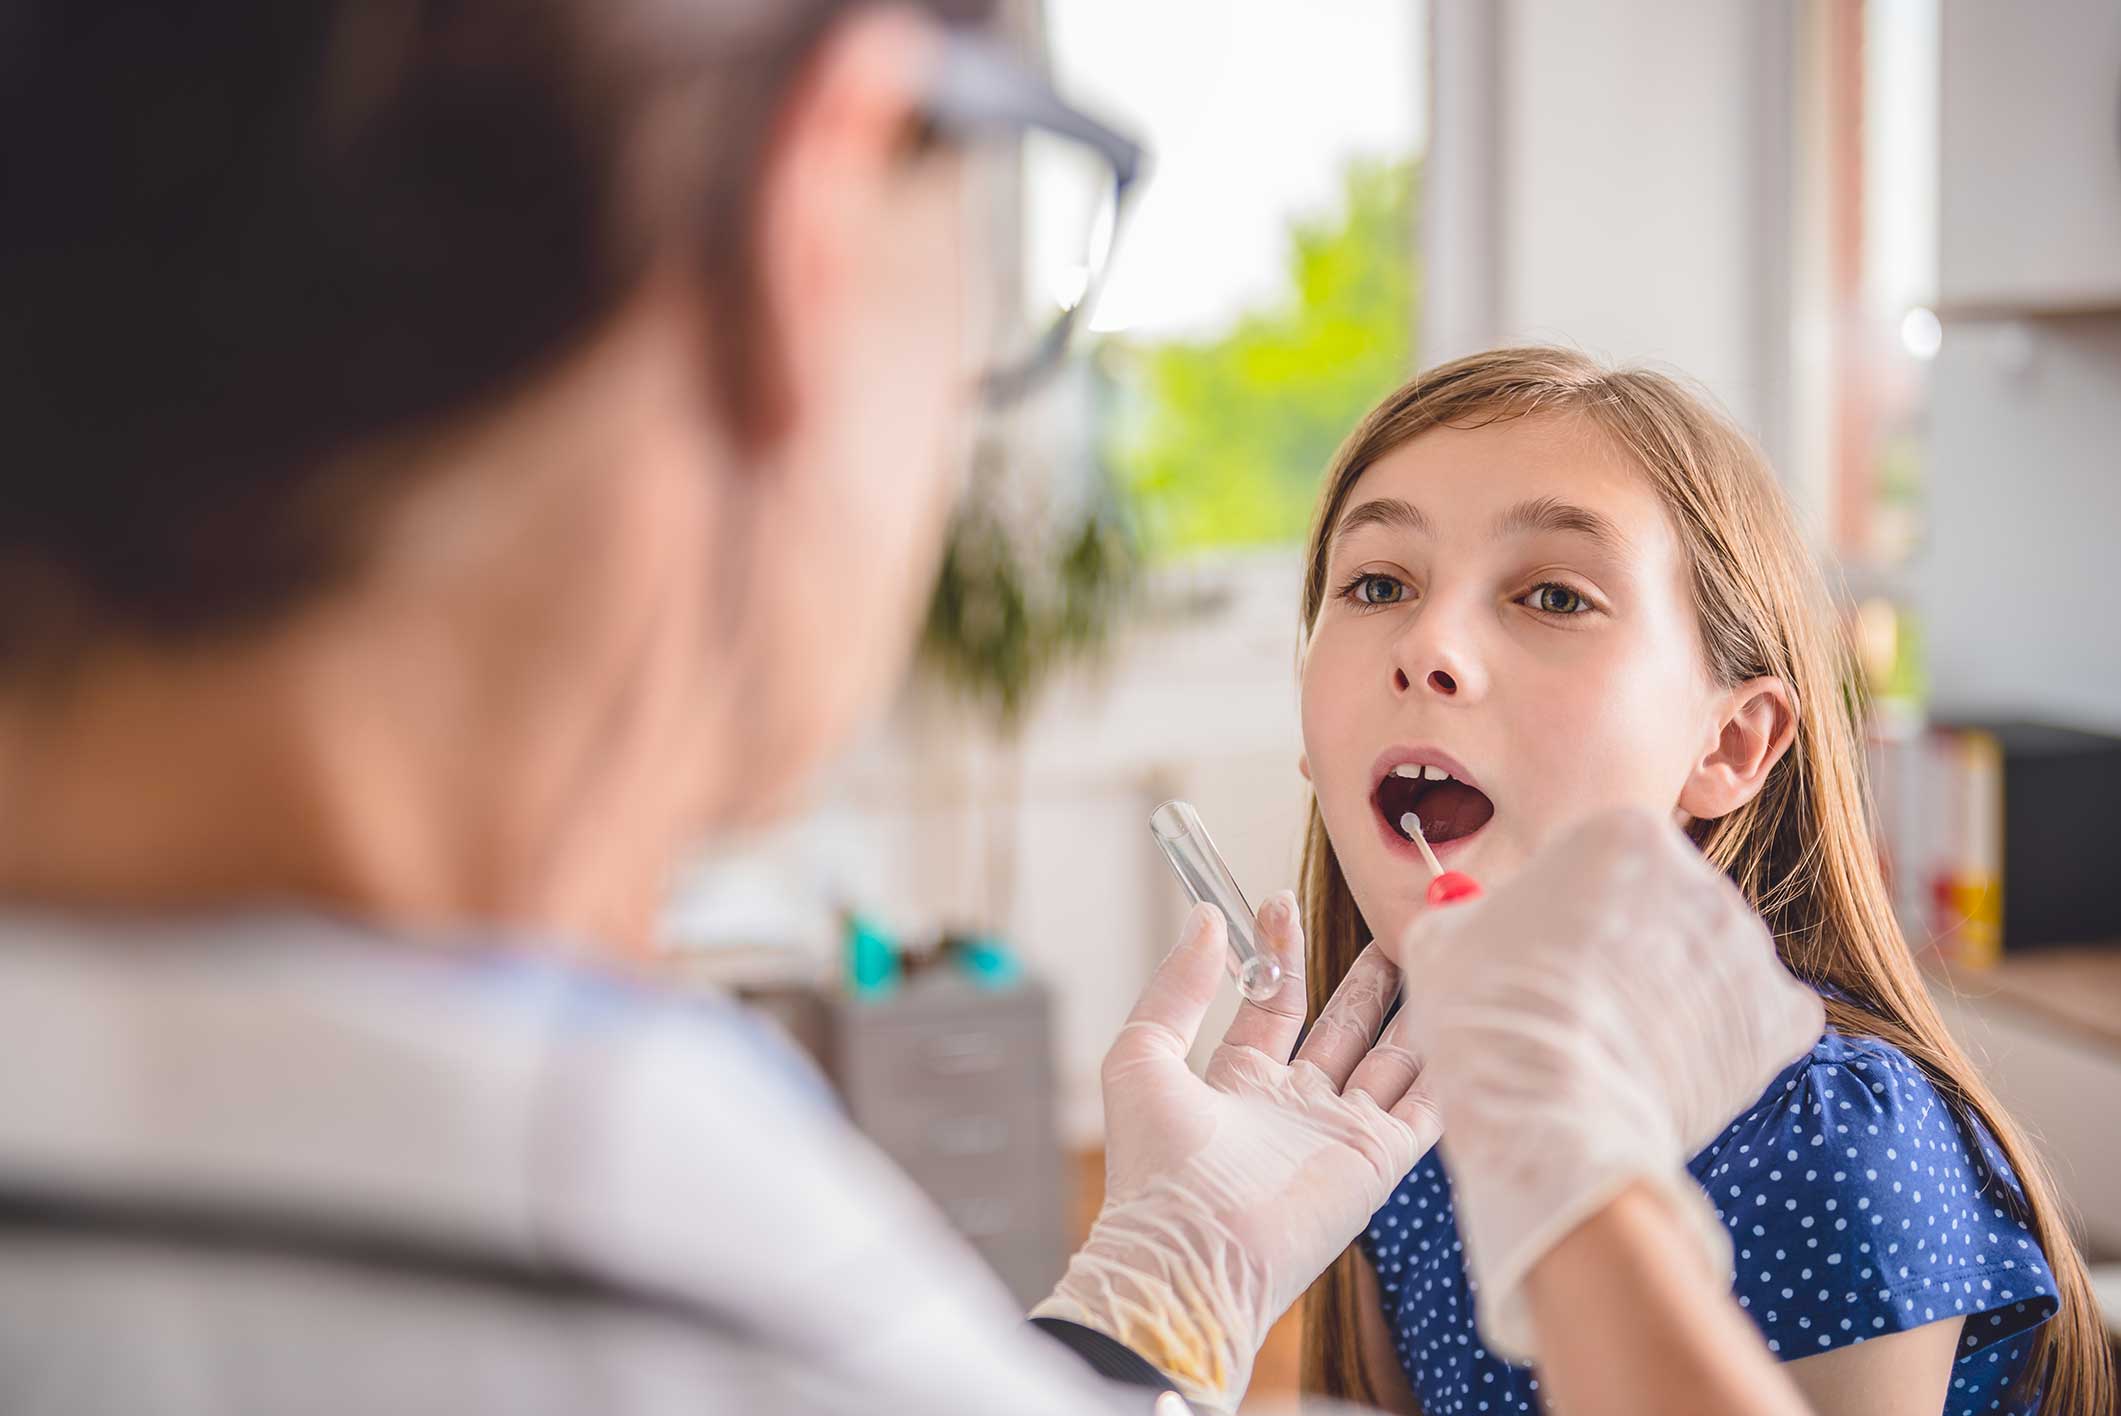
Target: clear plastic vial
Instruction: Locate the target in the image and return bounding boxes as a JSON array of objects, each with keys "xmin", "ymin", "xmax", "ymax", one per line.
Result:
[{"xmin": 1149, "ymin": 799, "xmax": 1284, "ymax": 1003}]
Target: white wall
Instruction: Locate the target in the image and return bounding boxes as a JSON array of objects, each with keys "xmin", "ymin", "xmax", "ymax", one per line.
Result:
[
  {"xmin": 1426, "ymin": 0, "xmax": 1796, "ymax": 472},
  {"xmin": 1499, "ymin": 1, "xmax": 1766, "ymax": 430},
  {"xmin": 1937, "ymin": 0, "xmax": 2121, "ymax": 314}
]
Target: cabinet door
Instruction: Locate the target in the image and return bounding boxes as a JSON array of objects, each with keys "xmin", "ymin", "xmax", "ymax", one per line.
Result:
[
  {"xmin": 1929, "ymin": 979, "xmax": 2121, "ymax": 1254},
  {"xmin": 1941, "ymin": 0, "xmax": 2121, "ymax": 311},
  {"xmin": 1918, "ymin": 318, "xmax": 2121, "ymax": 733}
]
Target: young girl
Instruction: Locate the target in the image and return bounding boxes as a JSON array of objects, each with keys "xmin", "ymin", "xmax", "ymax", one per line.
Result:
[{"xmin": 1292, "ymin": 347, "xmax": 2112, "ymax": 1415}]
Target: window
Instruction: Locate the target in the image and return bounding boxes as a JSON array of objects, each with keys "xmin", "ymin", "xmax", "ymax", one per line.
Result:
[{"xmin": 1040, "ymin": 0, "xmax": 1427, "ymax": 556}]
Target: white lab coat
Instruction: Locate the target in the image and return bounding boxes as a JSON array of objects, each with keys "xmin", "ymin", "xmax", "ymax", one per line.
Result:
[{"xmin": 0, "ymin": 914, "xmax": 1142, "ymax": 1415}]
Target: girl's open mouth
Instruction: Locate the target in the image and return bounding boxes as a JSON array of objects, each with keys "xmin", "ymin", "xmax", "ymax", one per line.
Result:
[{"xmin": 1371, "ymin": 754, "xmax": 1495, "ymax": 849}]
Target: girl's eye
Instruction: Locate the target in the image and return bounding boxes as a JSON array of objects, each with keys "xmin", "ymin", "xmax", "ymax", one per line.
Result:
[
  {"xmin": 1348, "ymin": 573, "xmax": 1408, "ymax": 607},
  {"xmin": 1524, "ymin": 582, "xmax": 1591, "ymax": 616}
]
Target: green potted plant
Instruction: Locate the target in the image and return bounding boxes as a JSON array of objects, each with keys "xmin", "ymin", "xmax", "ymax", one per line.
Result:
[{"xmin": 916, "ymin": 421, "xmax": 1138, "ymax": 926}]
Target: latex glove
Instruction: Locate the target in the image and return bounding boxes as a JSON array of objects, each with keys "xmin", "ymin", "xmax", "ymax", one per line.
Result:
[
  {"xmin": 1386, "ymin": 808, "xmax": 1825, "ymax": 1363},
  {"xmin": 1033, "ymin": 893, "xmax": 1441, "ymax": 1412}
]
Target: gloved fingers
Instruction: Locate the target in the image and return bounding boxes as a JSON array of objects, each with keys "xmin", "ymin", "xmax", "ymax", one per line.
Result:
[
  {"xmin": 1203, "ymin": 1036, "xmax": 1283, "ymax": 1093},
  {"xmin": 1343, "ymin": 993, "xmax": 1425, "ymax": 1111},
  {"xmin": 1388, "ymin": 1075, "xmax": 1445, "ymax": 1150},
  {"xmin": 1292, "ymin": 941, "xmax": 1400, "ymax": 1088},
  {"xmin": 1217, "ymin": 889, "xmax": 1309, "ymax": 1062},
  {"xmin": 1105, "ymin": 903, "xmax": 1227, "ymax": 1079}
]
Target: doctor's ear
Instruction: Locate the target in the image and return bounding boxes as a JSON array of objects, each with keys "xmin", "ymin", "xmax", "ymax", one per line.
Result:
[
  {"xmin": 749, "ymin": 6, "xmax": 937, "ymax": 444},
  {"xmin": 1677, "ymin": 677, "xmax": 1797, "ymax": 821}
]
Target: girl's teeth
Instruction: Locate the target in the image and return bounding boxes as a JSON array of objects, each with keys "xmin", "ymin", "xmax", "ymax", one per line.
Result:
[
  {"xmin": 1391, "ymin": 764, "xmax": 1422, "ymax": 779},
  {"xmin": 1423, "ymin": 764, "xmax": 1448, "ymax": 781}
]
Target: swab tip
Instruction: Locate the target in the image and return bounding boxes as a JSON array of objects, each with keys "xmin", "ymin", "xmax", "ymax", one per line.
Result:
[{"xmin": 1401, "ymin": 812, "xmax": 1445, "ymax": 877}]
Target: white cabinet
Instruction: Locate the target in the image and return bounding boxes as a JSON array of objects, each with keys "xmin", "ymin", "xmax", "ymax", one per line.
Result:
[
  {"xmin": 1940, "ymin": 0, "xmax": 2121, "ymax": 313},
  {"xmin": 1928, "ymin": 951, "xmax": 2121, "ymax": 1256},
  {"xmin": 1918, "ymin": 318, "xmax": 2121, "ymax": 734}
]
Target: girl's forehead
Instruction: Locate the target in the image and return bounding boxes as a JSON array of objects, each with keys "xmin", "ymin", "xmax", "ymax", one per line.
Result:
[
  {"xmin": 1340, "ymin": 415, "xmax": 1681, "ymax": 555},
  {"xmin": 1361, "ymin": 415, "xmax": 1650, "ymax": 510}
]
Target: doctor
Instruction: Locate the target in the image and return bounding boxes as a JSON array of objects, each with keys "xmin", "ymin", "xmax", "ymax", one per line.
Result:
[{"xmin": 0, "ymin": 3, "xmax": 1821, "ymax": 1413}]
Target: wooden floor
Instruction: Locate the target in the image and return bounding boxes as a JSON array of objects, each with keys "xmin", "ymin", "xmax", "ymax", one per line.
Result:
[{"xmin": 1070, "ymin": 1149, "xmax": 1305, "ymax": 1409}]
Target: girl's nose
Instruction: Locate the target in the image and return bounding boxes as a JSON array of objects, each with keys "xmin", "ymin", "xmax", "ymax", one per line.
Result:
[
  {"xmin": 1398, "ymin": 667, "xmax": 1459, "ymax": 695},
  {"xmin": 1390, "ymin": 612, "xmax": 1483, "ymax": 702},
  {"xmin": 1393, "ymin": 665, "xmax": 1468, "ymax": 696}
]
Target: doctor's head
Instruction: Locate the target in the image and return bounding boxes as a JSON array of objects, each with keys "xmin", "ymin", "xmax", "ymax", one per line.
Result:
[{"xmin": 0, "ymin": 0, "xmax": 1022, "ymax": 935}]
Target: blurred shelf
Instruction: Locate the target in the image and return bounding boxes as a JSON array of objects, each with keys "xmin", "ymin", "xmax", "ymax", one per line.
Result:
[
  {"xmin": 1928, "ymin": 944, "xmax": 2121, "ymax": 1058},
  {"xmin": 1933, "ymin": 298, "xmax": 2121, "ymax": 325}
]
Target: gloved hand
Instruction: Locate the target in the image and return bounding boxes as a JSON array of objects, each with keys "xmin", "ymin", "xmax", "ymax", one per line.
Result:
[
  {"xmin": 1386, "ymin": 808, "xmax": 1825, "ymax": 1363},
  {"xmin": 1033, "ymin": 893, "xmax": 1441, "ymax": 1412}
]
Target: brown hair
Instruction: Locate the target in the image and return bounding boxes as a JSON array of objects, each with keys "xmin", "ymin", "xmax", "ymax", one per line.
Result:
[
  {"xmin": 1296, "ymin": 347, "xmax": 2113, "ymax": 1414},
  {"xmin": 0, "ymin": 0, "xmax": 990, "ymax": 671}
]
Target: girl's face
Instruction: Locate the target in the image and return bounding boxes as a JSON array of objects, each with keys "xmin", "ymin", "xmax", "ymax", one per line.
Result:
[{"xmin": 1300, "ymin": 413, "xmax": 1743, "ymax": 943}]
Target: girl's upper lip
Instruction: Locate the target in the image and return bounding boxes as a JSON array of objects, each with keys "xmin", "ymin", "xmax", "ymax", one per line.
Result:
[{"xmin": 1368, "ymin": 745, "xmax": 1484, "ymax": 793}]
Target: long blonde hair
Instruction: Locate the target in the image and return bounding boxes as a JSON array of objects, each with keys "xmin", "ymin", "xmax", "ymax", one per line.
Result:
[{"xmin": 1296, "ymin": 347, "xmax": 2112, "ymax": 1414}]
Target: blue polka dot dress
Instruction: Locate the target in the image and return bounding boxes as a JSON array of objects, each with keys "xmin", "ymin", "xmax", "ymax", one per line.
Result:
[{"xmin": 1360, "ymin": 1027, "xmax": 2059, "ymax": 1414}]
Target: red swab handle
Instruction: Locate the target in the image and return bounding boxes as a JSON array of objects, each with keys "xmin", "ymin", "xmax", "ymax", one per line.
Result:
[{"xmin": 1426, "ymin": 871, "xmax": 1483, "ymax": 906}]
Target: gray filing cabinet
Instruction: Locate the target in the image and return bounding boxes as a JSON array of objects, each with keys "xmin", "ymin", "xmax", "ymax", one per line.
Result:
[{"xmin": 821, "ymin": 976, "xmax": 1068, "ymax": 1308}]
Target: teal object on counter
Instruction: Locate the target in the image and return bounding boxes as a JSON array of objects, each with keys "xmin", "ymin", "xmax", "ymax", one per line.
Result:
[
  {"xmin": 843, "ymin": 913, "xmax": 900, "ymax": 998},
  {"xmin": 954, "ymin": 933, "xmax": 1022, "ymax": 988}
]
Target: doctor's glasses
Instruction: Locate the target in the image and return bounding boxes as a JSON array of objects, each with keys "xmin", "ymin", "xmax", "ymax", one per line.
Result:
[{"xmin": 920, "ymin": 29, "xmax": 1145, "ymax": 407}]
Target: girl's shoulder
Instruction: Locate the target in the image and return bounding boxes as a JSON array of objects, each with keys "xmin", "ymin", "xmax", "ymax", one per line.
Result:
[
  {"xmin": 1688, "ymin": 1026, "xmax": 2058, "ymax": 1377},
  {"xmin": 1691, "ymin": 1026, "xmax": 2025, "ymax": 1208}
]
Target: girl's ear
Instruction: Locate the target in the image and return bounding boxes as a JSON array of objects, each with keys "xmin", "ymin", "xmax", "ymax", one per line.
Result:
[
  {"xmin": 1298, "ymin": 752, "xmax": 1312, "ymax": 782},
  {"xmin": 1678, "ymin": 676, "xmax": 1797, "ymax": 821}
]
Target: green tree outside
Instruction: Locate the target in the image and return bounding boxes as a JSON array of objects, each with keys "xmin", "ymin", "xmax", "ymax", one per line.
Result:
[{"xmin": 1103, "ymin": 156, "xmax": 1420, "ymax": 555}]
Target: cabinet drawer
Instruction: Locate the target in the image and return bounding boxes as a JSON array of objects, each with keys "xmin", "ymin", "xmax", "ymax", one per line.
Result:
[
  {"xmin": 864, "ymin": 1104, "xmax": 1029, "ymax": 1167},
  {"xmin": 920, "ymin": 1163, "xmax": 1055, "ymax": 1240},
  {"xmin": 836, "ymin": 1016, "xmax": 1051, "ymax": 1119},
  {"xmin": 882, "ymin": 1116, "xmax": 1056, "ymax": 1197}
]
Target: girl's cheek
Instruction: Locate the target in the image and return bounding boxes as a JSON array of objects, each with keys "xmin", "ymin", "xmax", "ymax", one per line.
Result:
[
  {"xmin": 1299, "ymin": 647, "xmax": 1362, "ymax": 758},
  {"xmin": 1507, "ymin": 661, "xmax": 1658, "ymax": 812},
  {"xmin": 1550, "ymin": 671, "xmax": 1699, "ymax": 810}
]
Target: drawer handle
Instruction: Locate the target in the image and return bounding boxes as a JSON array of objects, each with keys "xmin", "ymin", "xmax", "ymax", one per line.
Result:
[
  {"xmin": 947, "ymin": 1196, "xmax": 1017, "ymax": 1239},
  {"xmin": 921, "ymin": 1031, "xmax": 1005, "ymax": 1076},
  {"xmin": 928, "ymin": 1115, "xmax": 1010, "ymax": 1155}
]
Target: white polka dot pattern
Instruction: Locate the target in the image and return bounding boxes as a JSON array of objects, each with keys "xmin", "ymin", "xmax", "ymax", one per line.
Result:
[{"xmin": 1359, "ymin": 1028, "xmax": 2058, "ymax": 1415}]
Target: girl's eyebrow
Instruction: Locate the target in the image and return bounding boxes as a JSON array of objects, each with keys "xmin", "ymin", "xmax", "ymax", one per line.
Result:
[
  {"xmin": 1493, "ymin": 495, "xmax": 1633, "ymax": 555},
  {"xmin": 1334, "ymin": 496, "xmax": 1430, "ymax": 540},
  {"xmin": 1334, "ymin": 494, "xmax": 1630, "ymax": 556}
]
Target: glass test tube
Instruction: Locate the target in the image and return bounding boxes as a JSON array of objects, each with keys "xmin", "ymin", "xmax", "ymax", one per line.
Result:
[{"xmin": 1149, "ymin": 799, "xmax": 1284, "ymax": 1003}]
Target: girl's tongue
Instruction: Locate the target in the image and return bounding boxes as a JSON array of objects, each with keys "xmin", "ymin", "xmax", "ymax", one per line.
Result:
[{"xmin": 1376, "ymin": 774, "xmax": 1495, "ymax": 844}]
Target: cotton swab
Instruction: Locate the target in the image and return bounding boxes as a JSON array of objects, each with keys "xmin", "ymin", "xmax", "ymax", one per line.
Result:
[
  {"xmin": 1401, "ymin": 811, "xmax": 1484, "ymax": 906},
  {"xmin": 1401, "ymin": 812, "xmax": 1445, "ymax": 876}
]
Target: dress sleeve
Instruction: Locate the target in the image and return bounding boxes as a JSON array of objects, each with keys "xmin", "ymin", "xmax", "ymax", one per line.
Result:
[{"xmin": 1688, "ymin": 1033, "xmax": 2059, "ymax": 1363}]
